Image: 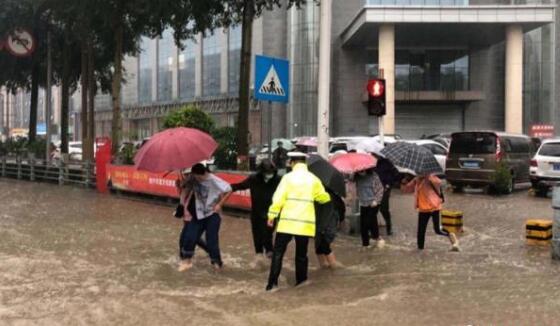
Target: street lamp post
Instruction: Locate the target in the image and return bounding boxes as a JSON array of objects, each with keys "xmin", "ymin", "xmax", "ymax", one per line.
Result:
[{"xmin": 317, "ymin": 0, "xmax": 332, "ymax": 158}]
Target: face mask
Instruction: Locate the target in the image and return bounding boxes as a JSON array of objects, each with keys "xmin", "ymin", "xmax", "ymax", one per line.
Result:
[{"xmin": 264, "ymin": 173, "xmax": 274, "ymax": 181}]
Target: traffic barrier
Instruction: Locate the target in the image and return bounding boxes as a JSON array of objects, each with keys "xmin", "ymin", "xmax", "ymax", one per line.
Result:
[
  {"xmin": 525, "ymin": 219, "xmax": 552, "ymax": 246},
  {"xmin": 0, "ymin": 155, "xmax": 96, "ymax": 187},
  {"xmin": 106, "ymin": 164, "xmax": 252, "ymax": 211},
  {"xmin": 442, "ymin": 210, "xmax": 463, "ymax": 234}
]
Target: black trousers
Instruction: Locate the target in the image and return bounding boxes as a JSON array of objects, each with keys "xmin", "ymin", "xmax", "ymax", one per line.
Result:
[
  {"xmin": 251, "ymin": 214, "xmax": 274, "ymax": 255},
  {"xmin": 315, "ymin": 235, "xmax": 332, "ymax": 255},
  {"xmin": 360, "ymin": 206, "xmax": 380, "ymax": 246},
  {"xmin": 417, "ymin": 210, "xmax": 449, "ymax": 250},
  {"xmin": 267, "ymin": 233, "xmax": 310, "ymax": 287},
  {"xmin": 379, "ymin": 187, "xmax": 392, "ymax": 232}
]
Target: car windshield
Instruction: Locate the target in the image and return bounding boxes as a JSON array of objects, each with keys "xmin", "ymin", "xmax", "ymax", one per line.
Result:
[
  {"xmin": 539, "ymin": 143, "xmax": 560, "ymax": 157},
  {"xmin": 449, "ymin": 133, "xmax": 496, "ymax": 155}
]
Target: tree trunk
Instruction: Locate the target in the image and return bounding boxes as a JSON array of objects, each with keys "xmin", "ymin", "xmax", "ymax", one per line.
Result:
[
  {"xmin": 111, "ymin": 18, "xmax": 124, "ymax": 155},
  {"xmin": 60, "ymin": 32, "xmax": 70, "ymax": 154},
  {"xmin": 236, "ymin": 0, "xmax": 255, "ymax": 171},
  {"xmin": 80, "ymin": 40, "xmax": 89, "ymax": 159},
  {"xmin": 28, "ymin": 62, "xmax": 39, "ymax": 143},
  {"xmin": 87, "ymin": 40, "xmax": 95, "ymax": 160}
]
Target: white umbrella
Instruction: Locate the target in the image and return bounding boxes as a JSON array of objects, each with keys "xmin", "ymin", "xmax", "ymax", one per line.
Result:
[{"xmin": 354, "ymin": 138, "xmax": 385, "ymax": 157}]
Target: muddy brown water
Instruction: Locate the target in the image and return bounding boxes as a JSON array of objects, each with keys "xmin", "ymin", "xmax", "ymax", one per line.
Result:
[{"xmin": 1, "ymin": 179, "xmax": 559, "ymax": 325}]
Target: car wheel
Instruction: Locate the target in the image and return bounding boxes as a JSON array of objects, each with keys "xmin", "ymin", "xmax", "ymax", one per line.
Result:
[
  {"xmin": 535, "ymin": 187, "xmax": 549, "ymax": 197},
  {"xmin": 505, "ymin": 177, "xmax": 514, "ymax": 195},
  {"xmin": 451, "ymin": 183, "xmax": 464, "ymax": 193}
]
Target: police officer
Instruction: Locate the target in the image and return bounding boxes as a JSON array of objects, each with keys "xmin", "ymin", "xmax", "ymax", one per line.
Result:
[{"xmin": 266, "ymin": 152, "xmax": 331, "ymax": 291}]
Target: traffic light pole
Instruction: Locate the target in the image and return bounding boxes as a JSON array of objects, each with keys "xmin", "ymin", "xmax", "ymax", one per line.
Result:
[{"xmin": 378, "ymin": 116, "xmax": 384, "ymax": 146}]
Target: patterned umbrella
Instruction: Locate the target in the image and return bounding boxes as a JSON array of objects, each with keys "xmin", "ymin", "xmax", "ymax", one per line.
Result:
[
  {"xmin": 329, "ymin": 153, "xmax": 377, "ymax": 174},
  {"xmin": 381, "ymin": 142, "xmax": 442, "ymax": 176}
]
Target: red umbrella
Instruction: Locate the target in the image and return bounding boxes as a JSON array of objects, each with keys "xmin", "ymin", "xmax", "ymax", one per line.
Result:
[
  {"xmin": 134, "ymin": 127, "xmax": 218, "ymax": 172},
  {"xmin": 329, "ymin": 153, "xmax": 377, "ymax": 174}
]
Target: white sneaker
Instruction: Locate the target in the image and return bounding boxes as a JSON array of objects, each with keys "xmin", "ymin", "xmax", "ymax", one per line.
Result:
[
  {"xmin": 376, "ymin": 238, "xmax": 386, "ymax": 249},
  {"xmin": 177, "ymin": 260, "xmax": 193, "ymax": 272}
]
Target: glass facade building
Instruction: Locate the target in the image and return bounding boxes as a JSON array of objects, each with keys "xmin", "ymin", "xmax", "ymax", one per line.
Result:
[
  {"xmin": 228, "ymin": 26, "xmax": 242, "ymax": 96},
  {"xmin": 203, "ymin": 32, "xmax": 222, "ymax": 97},
  {"xmin": 367, "ymin": 49, "xmax": 469, "ymax": 92},
  {"xmin": 289, "ymin": 4, "xmax": 320, "ymax": 137},
  {"xmin": 523, "ymin": 24, "xmax": 555, "ymax": 130},
  {"xmin": 138, "ymin": 36, "xmax": 154, "ymax": 103},
  {"xmin": 179, "ymin": 39, "xmax": 197, "ymax": 100},
  {"xmin": 158, "ymin": 29, "xmax": 174, "ymax": 102}
]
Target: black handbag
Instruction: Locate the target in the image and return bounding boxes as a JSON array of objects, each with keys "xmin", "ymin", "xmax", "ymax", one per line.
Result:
[{"xmin": 174, "ymin": 204, "xmax": 184, "ymax": 219}]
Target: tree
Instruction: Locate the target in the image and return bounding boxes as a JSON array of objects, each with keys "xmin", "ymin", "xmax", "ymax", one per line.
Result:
[
  {"xmin": 162, "ymin": 105, "xmax": 215, "ymax": 134},
  {"xmin": 217, "ymin": 0, "xmax": 312, "ymax": 170},
  {"xmin": 0, "ymin": 0, "xmax": 50, "ymax": 143}
]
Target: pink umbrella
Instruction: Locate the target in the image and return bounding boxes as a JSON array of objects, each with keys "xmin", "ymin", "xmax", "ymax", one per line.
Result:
[
  {"xmin": 329, "ymin": 153, "xmax": 377, "ymax": 174},
  {"xmin": 296, "ymin": 137, "xmax": 318, "ymax": 147},
  {"xmin": 134, "ymin": 128, "xmax": 218, "ymax": 172}
]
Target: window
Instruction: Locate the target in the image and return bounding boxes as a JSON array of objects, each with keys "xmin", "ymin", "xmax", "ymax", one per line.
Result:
[
  {"xmin": 138, "ymin": 37, "xmax": 154, "ymax": 103},
  {"xmin": 229, "ymin": 26, "xmax": 242, "ymax": 96},
  {"xmin": 179, "ymin": 39, "xmax": 197, "ymax": 99},
  {"xmin": 367, "ymin": 49, "xmax": 469, "ymax": 92},
  {"xmin": 158, "ymin": 29, "xmax": 174, "ymax": 102},
  {"xmin": 539, "ymin": 143, "xmax": 560, "ymax": 157},
  {"xmin": 450, "ymin": 133, "xmax": 497, "ymax": 155},
  {"xmin": 203, "ymin": 32, "xmax": 221, "ymax": 97}
]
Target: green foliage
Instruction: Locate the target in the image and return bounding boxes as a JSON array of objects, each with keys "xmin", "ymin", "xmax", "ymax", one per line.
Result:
[
  {"xmin": 0, "ymin": 137, "xmax": 46, "ymax": 158},
  {"xmin": 212, "ymin": 127, "xmax": 238, "ymax": 170},
  {"xmin": 491, "ymin": 162, "xmax": 513, "ymax": 195},
  {"xmin": 162, "ymin": 105, "xmax": 215, "ymax": 134},
  {"xmin": 116, "ymin": 143, "xmax": 137, "ymax": 165},
  {"xmin": 26, "ymin": 138, "xmax": 47, "ymax": 159}
]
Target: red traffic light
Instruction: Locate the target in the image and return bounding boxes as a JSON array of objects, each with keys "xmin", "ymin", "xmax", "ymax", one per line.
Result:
[{"xmin": 367, "ymin": 79, "xmax": 385, "ymax": 98}]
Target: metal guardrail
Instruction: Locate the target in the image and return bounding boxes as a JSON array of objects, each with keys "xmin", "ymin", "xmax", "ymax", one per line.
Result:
[{"xmin": 0, "ymin": 155, "xmax": 96, "ymax": 188}]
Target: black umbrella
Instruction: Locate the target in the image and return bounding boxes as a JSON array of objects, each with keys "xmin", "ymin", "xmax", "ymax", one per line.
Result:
[{"xmin": 307, "ymin": 154, "xmax": 346, "ymax": 198}]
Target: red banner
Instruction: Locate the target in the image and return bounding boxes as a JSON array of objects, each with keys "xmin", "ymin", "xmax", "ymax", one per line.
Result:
[
  {"xmin": 106, "ymin": 165, "xmax": 252, "ymax": 211},
  {"xmin": 530, "ymin": 124, "xmax": 555, "ymax": 139}
]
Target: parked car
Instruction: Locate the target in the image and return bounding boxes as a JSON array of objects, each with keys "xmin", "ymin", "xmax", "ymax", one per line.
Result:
[
  {"xmin": 53, "ymin": 141, "xmax": 86, "ymax": 161},
  {"xmin": 371, "ymin": 134, "xmax": 401, "ymax": 146},
  {"xmin": 530, "ymin": 138, "xmax": 560, "ymax": 196},
  {"xmin": 425, "ymin": 133, "xmax": 452, "ymax": 148},
  {"xmin": 405, "ymin": 140, "xmax": 448, "ymax": 174},
  {"xmin": 446, "ymin": 131, "xmax": 534, "ymax": 193}
]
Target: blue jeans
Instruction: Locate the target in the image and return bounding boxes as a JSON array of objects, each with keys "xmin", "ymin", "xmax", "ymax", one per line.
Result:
[
  {"xmin": 181, "ymin": 213, "xmax": 222, "ymax": 266},
  {"xmin": 179, "ymin": 222, "xmax": 209, "ymax": 259}
]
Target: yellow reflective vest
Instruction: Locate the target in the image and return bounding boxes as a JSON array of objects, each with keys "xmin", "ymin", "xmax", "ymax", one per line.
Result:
[{"xmin": 268, "ymin": 163, "xmax": 331, "ymax": 237}]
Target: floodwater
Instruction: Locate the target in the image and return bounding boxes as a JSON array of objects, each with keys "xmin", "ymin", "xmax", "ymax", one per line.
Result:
[{"xmin": 1, "ymin": 179, "xmax": 560, "ymax": 325}]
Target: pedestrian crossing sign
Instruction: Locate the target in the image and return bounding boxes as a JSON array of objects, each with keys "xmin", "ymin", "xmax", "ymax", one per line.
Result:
[{"xmin": 255, "ymin": 55, "xmax": 290, "ymax": 103}]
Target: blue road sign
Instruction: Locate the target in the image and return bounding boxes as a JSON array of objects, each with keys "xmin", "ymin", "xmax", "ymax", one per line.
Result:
[
  {"xmin": 254, "ymin": 55, "xmax": 289, "ymax": 103},
  {"xmin": 37, "ymin": 123, "xmax": 46, "ymax": 135}
]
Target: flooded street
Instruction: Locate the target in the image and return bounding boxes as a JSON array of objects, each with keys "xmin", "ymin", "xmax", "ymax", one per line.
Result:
[{"xmin": 1, "ymin": 179, "xmax": 560, "ymax": 325}]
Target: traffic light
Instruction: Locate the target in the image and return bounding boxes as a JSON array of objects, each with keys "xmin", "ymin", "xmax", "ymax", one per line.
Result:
[{"xmin": 366, "ymin": 79, "xmax": 386, "ymax": 116}]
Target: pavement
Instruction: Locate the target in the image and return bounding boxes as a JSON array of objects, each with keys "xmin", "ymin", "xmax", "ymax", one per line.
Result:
[{"xmin": 1, "ymin": 179, "xmax": 559, "ymax": 325}]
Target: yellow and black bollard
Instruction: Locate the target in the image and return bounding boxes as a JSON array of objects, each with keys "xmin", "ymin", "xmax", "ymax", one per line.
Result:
[
  {"xmin": 526, "ymin": 219, "xmax": 553, "ymax": 246},
  {"xmin": 442, "ymin": 210, "xmax": 464, "ymax": 234}
]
